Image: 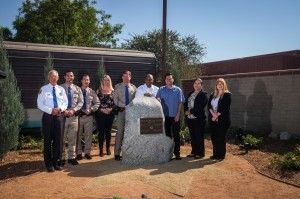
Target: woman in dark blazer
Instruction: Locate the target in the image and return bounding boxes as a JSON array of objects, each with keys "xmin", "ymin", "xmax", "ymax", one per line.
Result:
[
  {"xmin": 208, "ymin": 78, "xmax": 231, "ymax": 160},
  {"xmin": 184, "ymin": 78, "xmax": 208, "ymax": 159}
]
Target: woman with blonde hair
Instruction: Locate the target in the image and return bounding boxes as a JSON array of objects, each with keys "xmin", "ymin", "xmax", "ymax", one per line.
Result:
[
  {"xmin": 208, "ymin": 78, "xmax": 231, "ymax": 160},
  {"xmin": 96, "ymin": 75, "xmax": 115, "ymax": 157}
]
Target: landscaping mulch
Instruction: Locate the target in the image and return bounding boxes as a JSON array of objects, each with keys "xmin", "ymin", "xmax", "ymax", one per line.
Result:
[{"xmin": 1, "ymin": 137, "xmax": 299, "ymax": 187}]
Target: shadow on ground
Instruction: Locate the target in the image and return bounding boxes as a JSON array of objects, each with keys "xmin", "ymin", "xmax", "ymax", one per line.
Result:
[
  {"xmin": 64, "ymin": 156, "xmax": 218, "ymax": 178},
  {"xmin": 0, "ymin": 160, "xmax": 44, "ymax": 181}
]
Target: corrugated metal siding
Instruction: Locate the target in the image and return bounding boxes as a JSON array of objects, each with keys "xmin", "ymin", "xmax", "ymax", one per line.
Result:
[
  {"xmin": 7, "ymin": 47, "xmax": 156, "ymax": 109},
  {"xmin": 201, "ymin": 51, "xmax": 300, "ymax": 76}
]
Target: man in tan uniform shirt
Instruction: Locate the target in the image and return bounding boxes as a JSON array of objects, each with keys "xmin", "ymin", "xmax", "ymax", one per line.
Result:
[
  {"xmin": 61, "ymin": 70, "xmax": 83, "ymax": 165},
  {"xmin": 76, "ymin": 74, "xmax": 100, "ymax": 160},
  {"xmin": 113, "ymin": 70, "xmax": 136, "ymax": 161}
]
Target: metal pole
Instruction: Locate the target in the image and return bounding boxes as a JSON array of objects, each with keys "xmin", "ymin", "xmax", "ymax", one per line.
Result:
[{"xmin": 161, "ymin": 0, "xmax": 167, "ymax": 83}]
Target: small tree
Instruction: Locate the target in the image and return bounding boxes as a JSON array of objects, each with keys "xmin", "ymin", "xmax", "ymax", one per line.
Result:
[
  {"xmin": 0, "ymin": 31, "xmax": 25, "ymax": 159},
  {"xmin": 44, "ymin": 52, "xmax": 53, "ymax": 83},
  {"xmin": 95, "ymin": 56, "xmax": 106, "ymax": 90},
  {"xmin": 0, "ymin": 26, "xmax": 13, "ymax": 41},
  {"xmin": 122, "ymin": 29, "xmax": 206, "ymax": 80}
]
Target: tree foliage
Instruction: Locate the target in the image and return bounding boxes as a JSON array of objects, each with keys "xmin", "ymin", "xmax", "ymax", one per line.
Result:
[
  {"xmin": 122, "ymin": 29, "xmax": 206, "ymax": 81},
  {"xmin": 0, "ymin": 31, "xmax": 25, "ymax": 159},
  {"xmin": 0, "ymin": 26, "xmax": 13, "ymax": 41},
  {"xmin": 44, "ymin": 53, "xmax": 54, "ymax": 84},
  {"xmin": 95, "ymin": 56, "xmax": 106, "ymax": 90},
  {"xmin": 13, "ymin": 0, "xmax": 123, "ymax": 47}
]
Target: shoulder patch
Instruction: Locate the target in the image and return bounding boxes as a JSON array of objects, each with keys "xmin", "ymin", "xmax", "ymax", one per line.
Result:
[{"xmin": 131, "ymin": 83, "xmax": 136, "ymax": 88}]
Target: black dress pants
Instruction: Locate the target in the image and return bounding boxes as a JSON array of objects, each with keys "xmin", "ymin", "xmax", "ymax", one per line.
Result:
[
  {"xmin": 96, "ymin": 112, "xmax": 115, "ymax": 151},
  {"xmin": 42, "ymin": 113, "xmax": 63, "ymax": 167},
  {"xmin": 165, "ymin": 116, "xmax": 181, "ymax": 156},
  {"xmin": 210, "ymin": 122, "xmax": 228, "ymax": 159},
  {"xmin": 187, "ymin": 118, "xmax": 205, "ymax": 156}
]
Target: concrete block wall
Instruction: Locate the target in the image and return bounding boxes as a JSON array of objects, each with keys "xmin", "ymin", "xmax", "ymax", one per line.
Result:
[{"xmin": 182, "ymin": 73, "xmax": 300, "ymax": 136}]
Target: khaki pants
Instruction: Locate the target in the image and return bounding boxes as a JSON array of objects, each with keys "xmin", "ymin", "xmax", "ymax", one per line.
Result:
[
  {"xmin": 77, "ymin": 115, "xmax": 94, "ymax": 155},
  {"xmin": 114, "ymin": 111, "xmax": 125, "ymax": 156},
  {"xmin": 64, "ymin": 116, "xmax": 78, "ymax": 159}
]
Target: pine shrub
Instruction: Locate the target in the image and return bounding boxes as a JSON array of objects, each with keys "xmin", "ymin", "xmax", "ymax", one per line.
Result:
[{"xmin": 0, "ymin": 32, "xmax": 25, "ymax": 158}]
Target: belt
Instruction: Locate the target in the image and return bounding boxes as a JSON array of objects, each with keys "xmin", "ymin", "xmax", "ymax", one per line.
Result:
[{"xmin": 117, "ymin": 107, "xmax": 125, "ymax": 112}]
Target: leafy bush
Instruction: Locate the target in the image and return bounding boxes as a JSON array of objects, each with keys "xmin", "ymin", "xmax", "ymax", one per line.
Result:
[
  {"xmin": 179, "ymin": 127, "xmax": 191, "ymax": 145},
  {"xmin": 92, "ymin": 133, "xmax": 98, "ymax": 144},
  {"xmin": 227, "ymin": 127, "xmax": 245, "ymax": 141},
  {"xmin": 112, "ymin": 196, "xmax": 122, "ymax": 199},
  {"xmin": 242, "ymin": 134, "xmax": 263, "ymax": 149},
  {"xmin": 18, "ymin": 135, "xmax": 43, "ymax": 151},
  {"xmin": 272, "ymin": 145, "xmax": 300, "ymax": 171}
]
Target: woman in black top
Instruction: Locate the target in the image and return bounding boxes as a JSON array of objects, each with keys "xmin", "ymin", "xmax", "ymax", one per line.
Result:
[
  {"xmin": 208, "ymin": 78, "xmax": 231, "ymax": 160},
  {"xmin": 184, "ymin": 78, "xmax": 208, "ymax": 159},
  {"xmin": 96, "ymin": 75, "xmax": 115, "ymax": 157}
]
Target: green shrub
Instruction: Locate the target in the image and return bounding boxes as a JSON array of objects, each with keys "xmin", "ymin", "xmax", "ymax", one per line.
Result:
[
  {"xmin": 92, "ymin": 133, "xmax": 98, "ymax": 144},
  {"xmin": 0, "ymin": 31, "xmax": 25, "ymax": 158},
  {"xmin": 179, "ymin": 127, "xmax": 191, "ymax": 145},
  {"xmin": 242, "ymin": 134, "xmax": 263, "ymax": 149},
  {"xmin": 18, "ymin": 135, "xmax": 43, "ymax": 151},
  {"xmin": 272, "ymin": 145, "xmax": 300, "ymax": 171}
]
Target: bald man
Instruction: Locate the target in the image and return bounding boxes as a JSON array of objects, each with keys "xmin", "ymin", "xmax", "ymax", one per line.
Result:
[{"xmin": 135, "ymin": 74, "xmax": 159, "ymax": 98}]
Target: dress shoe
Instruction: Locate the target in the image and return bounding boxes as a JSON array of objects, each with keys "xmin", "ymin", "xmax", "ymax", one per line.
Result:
[
  {"xmin": 209, "ymin": 155, "xmax": 217, "ymax": 160},
  {"xmin": 46, "ymin": 166, "xmax": 55, "ymax": 172},
  {"xmin": 175, "ymin": 155, "xmax": 182, "ymax": 160},
  {"xmin": 85, "ymin": 154, "xmax": 92, "ymax": 160},
  {"xmin": 114, "ymin": 155, "xmax": 122, "ymax": 161},
  {"xmin": 194, "ymin": 155, "xmax": 204, "ymax": 159},
  {"xmin": 54, "ymin": 164, "xmax": 63, "ymax": 171},
  {"xmin": 58, "ymin": 159, "xmax": 66, "ymax": 166},
  {"xmin": 106, "ymin": 149, "xmax": 111, "ymax": 155},
  {"xmin": 99, "ymin": 150, "xmax": 104, "ymax": 157},
  {"xmin": 76, "ymin": 154, "xmax": 83, "ymax": 160},
  {"xmin": 186, "ymin": 154, "xmax": 194, "ymax": 158},
  {"xmin": 68, "ymin": 158, "xmax": 79, "ymax": 165},
  {"xmin": 215, "ymin": 157, "xmax": 225, "ymax": 161}
]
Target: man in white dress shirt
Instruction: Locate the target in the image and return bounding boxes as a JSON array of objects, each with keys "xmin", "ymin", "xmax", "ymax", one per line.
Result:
[
  {"xmin": 135, "ymin": 74, "xmax": 159, "ymax": 98},
  {"xmin": 37, "ymin": 70, "xmax": 68, "ymax": 172}
]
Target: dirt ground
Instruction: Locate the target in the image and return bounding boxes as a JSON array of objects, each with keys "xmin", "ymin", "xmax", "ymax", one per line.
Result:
[{"xmin": 0, "ymin": 142, "xmax": 299, "ymax": 199}]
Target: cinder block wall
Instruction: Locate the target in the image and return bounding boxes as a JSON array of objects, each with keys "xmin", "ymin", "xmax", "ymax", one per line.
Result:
[{"xmin": 182, "ymin": 72, "xmax": 300, "ymax": 136}]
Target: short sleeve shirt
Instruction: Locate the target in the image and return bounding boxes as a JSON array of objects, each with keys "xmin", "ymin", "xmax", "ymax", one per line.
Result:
[{"xmin": 156, "ymin": 85, "xmax": 185, "ymax": 117}]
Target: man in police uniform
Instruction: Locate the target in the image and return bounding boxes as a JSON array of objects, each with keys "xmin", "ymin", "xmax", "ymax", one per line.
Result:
[
  {"xmin": 37, "ymin": 70, "xmax": 68, "ymax": 172},
  {"xmin": 76, "ymin": 74, "xmax": 100, "ymax": 160},
  {"xmin": 61, "ymin": 70, "xmax": 83, "ymax": 165},
  {"xmin": 113, "ymin": 70, "xmax": 136, "ymax": 161}
]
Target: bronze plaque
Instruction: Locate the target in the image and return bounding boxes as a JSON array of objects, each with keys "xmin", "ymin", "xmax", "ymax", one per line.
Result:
[{"xmin": 140, "ymin": 118, "xmax": 163, "ymax": 134}]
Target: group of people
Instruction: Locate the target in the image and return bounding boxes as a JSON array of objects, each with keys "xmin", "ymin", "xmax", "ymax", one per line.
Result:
[{"xmin": 37, "ymin": 69, "xmax": 231, "ymax": 172}]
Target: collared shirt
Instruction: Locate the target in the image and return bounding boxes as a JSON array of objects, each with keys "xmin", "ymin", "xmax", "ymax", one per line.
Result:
[
  {"xmin": 135, "ymin": 83, "xmax": 159, "ymax": 98},
  {"xmin": 81, "ymin": 87, "xmax": 100, "ymax": 112},
  {"xmin": 187, "ymin": 92, "xmax": 197, "ymax": 119},
  {"xmin": 37, "ymin": 83, "xmax": 68, "ymax": 114},
  {"xmin": 211, "ymin": 96, "xmax": 220, "ymax": 111},
  {"xmin": 60, "ymin": 83, "xmax": 83, "ymax": 112},
  {"xmin": 113, "ymin": 82, "xmax": 136, "ymax": 108},
  {"xmin": 156, "ymin": 85, "xmax": 185, "ymax": 117}
]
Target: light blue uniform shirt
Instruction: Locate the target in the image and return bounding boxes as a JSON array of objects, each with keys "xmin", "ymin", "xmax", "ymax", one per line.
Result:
[
  {"xmin": 156, "ymin": 85, "xmax": 185, "ymax": 117},
  {"xmin": 37, "ymin": 83, "xmax": 68, "ymax": 114}
]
